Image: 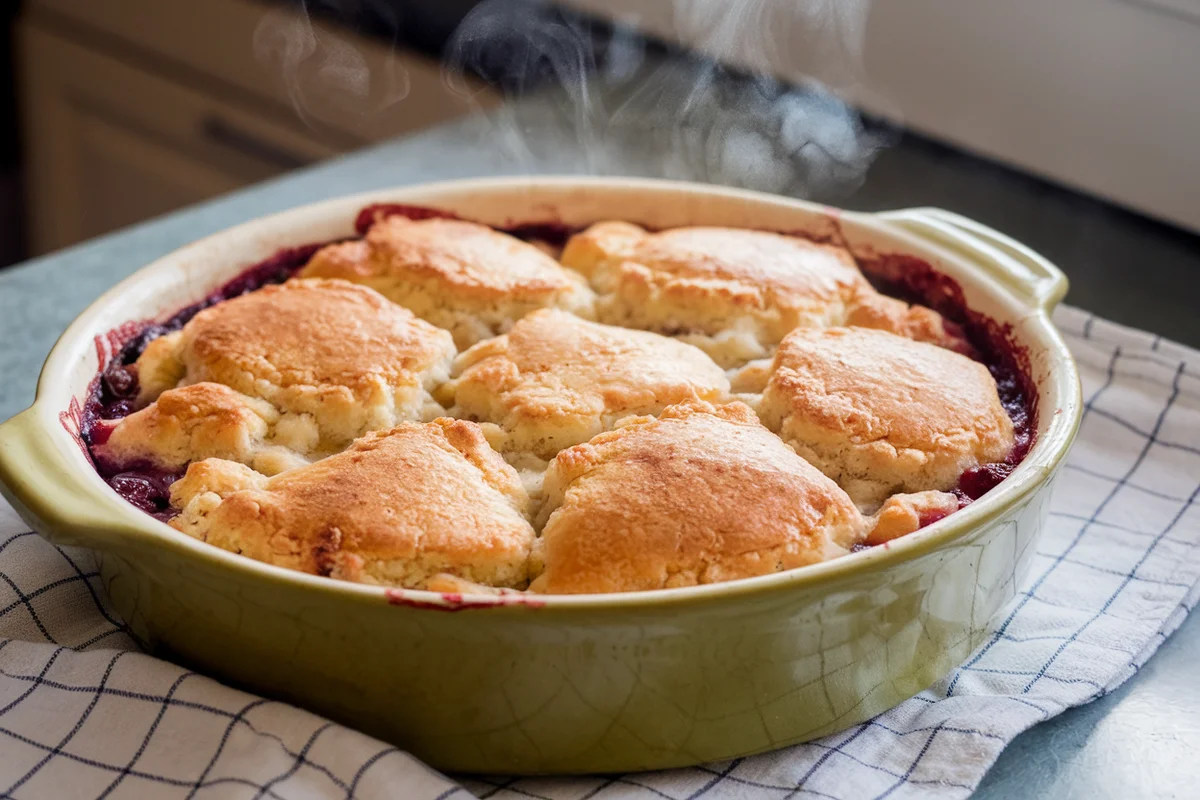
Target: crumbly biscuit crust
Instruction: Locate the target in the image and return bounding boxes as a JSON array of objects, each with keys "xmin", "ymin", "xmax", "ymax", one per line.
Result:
[
  {"xmin": 760, "ymin": 327, "xmax": 1015, "ymax": 508},
  {"xmin": 127, "ymin": 279, "xmax": 455, "ymax": 467},
  {"xmin": 444, "ymin": 309, "xmax": 731, "ymax": 460},
  {"xmin": 300, "ymin": 216, "xmax": 595, "ymax": 347},
  {"xmin": 530, "ymin": 400, "xmax": 868, "ymax": 594},
  {"xmin": 104, "ymin": 214, "xmax": 1016, "ymax": 594},
  {"xmin": 561, "ymin": 222, "xmax": 969, "ymax": 365},
  {"xmin": 170, "ymin": 420, "xmax": 535, "ymax": 589}
]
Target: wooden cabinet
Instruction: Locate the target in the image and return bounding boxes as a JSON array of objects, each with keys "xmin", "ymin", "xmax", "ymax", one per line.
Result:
[
  {"xmin": 18, "ymin": 24, "xmax": 337, "ymax": 253},
  {"xmin": 18, "ymin": 0, "xmax": 499, "ymax": 254}
]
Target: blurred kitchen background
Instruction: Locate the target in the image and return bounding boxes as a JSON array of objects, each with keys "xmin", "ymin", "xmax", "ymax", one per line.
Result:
[{"xmin": 1, "ymin": 0, "xmax": 1197, "ymax": 343}]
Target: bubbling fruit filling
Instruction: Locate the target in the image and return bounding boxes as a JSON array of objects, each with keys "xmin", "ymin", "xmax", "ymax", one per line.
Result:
[{"xmin": 74, "ymin": 203, "xmax": 1037, "ymax": 593}]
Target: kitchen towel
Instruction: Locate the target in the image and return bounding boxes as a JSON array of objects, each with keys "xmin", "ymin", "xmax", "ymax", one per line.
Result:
[{"xmin": 0, "ymin": 305, "xmax": 1197, "ymax": 799}]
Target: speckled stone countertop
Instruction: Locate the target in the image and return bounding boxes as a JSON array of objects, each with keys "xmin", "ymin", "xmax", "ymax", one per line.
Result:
[{"xmin": 1, "ymin": 97, "xmax": 1198, "ymax": 797}]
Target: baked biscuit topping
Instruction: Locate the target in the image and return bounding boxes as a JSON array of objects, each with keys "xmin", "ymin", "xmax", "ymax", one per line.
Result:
[
  {"xmin": 170, "ymin": 419, "xmax": 536, "ymax": 589},
  {"xmin": 444, "ymin": 309, "xmax": 730, "ymax": 460},
  {"xmin": 561, "ymin": 222, "xmax": 966, "ymax": 365},
  {"xmin": 760, "ymin": 327, "xmax": 1015, "ymax": 509},
  {"xmin": 93, "ymin": 383, "xmax": 306, "ymax": 476},
  {"xmin": 134, "ymin": 279, "xmax": 455, "ymax": 459},
  {"xmin": 92, "ymin": 212, "xmax": 1023, "ymax": 595},
  {"xmin": 299, "ymin": 216, "xmax": 595, "ymax": 347},
  {"xmin": 528, "ymin": 401, "xmax": 868, "ymax": 594}
]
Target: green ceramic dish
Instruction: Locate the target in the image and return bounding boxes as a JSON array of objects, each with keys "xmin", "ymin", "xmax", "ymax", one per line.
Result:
[{"xmin": 0, "ymin": 177, "xmax": 1081, "ymax": 775}]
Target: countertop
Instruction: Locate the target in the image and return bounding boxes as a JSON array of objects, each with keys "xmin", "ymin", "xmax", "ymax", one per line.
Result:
[{"xmin": 1, "ymin": 92, "xmax": 1198, "ymax": 797}]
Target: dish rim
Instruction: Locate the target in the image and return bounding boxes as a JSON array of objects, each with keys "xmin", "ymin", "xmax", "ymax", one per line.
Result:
[{"xmin": 0, "ymin": 175, "xmax": 1083, "ymax": 611}]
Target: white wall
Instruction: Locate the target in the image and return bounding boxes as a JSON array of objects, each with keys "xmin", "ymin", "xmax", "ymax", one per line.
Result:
[{"xmin": 561, "ymin": 0, "xmax": 1200, "ymax": 233}]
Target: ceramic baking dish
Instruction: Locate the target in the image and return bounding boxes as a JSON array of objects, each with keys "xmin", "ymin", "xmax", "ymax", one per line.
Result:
[{"xmin": 0, "ymin": 177, "xmax": 1081, "ymax": 775}]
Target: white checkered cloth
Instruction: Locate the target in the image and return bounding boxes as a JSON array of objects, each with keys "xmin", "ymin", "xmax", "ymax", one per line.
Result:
[{"xmin": 1, "ymin": 305, "xmax": 1197, "ymax": 799}]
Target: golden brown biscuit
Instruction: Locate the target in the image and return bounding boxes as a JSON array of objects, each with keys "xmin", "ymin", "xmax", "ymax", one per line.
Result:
[
  {"xmin": 170, "ymin": 419, "xmax": 536, "ymax": 589},
  {"xmin": 170, "ymin": 457, "xmax": 267, "ymax": 500},
  {"xmin": 759, "ymin": 327, "xmax": 1015, "ymax": 509},
  {"xmin": 845, "ymin": 292, "xmax": 966, "ymax": 352},
  {"xmin": 867, "ymin": 491, "xmax": 961, "ymax": 545},
  {"xmin": 444, "ymin": 309, "xmax": 731, "ymax": 460},
  {"xmin": 299, "ymin": 216, "xmax": 595, "ymax": 347},
  {"xmin": 135, "ymin": 279, "xmax": 455, "ymax": 455},
  {"xmin": 93, "ymin": 383, "xmax": 307, "ymax": 475},
  {"xmin": 528, "ymin": 400, "xmax": 867, "ymax": 594},
  {"xmin": 561, "ymin": 222, "xmax": 964, "ymax": 365}
]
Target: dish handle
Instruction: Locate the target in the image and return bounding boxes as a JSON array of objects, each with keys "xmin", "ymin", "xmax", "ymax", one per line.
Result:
[
  {"xmin": 876, "ymin": 207, "xmax": 1068, "ymax": 312},
  {"xmin": 0, "ymin": 407, "xmax": 143, "ymax": 550}
]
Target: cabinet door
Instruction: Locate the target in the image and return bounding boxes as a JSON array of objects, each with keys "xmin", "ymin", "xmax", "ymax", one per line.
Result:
[
  {"xmin": 18, "ymin": 22, "xmax": 340, "ymax": 254},
  {"xmin": 72, "ymin": 113, "xmax": 245, "ymax": 246},
  {"xmin": 26, "ymin": 0, "xmax": 499, "ymax": 145}
]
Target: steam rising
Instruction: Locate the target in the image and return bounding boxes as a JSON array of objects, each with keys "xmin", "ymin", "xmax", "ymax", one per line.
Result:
[
  {"xmin": 255, "ymin": 0, "xmax": 891, "ymax": 200},
  {"xmin": 443, "ymin": 0, "xmax": 889, "ymax": 199},
  {"xmin": 253, "ymin": 1, "xmax": 410, "ymax": 125}
]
